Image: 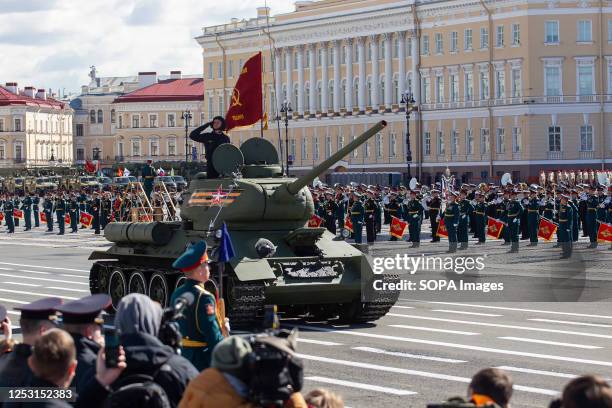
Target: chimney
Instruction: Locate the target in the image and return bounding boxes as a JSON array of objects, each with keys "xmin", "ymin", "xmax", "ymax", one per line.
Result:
[
  {"xmin": 23, "ymin": 86, "xmax": 36, "ymax": 98},
  {"xmin": 170, "ymin": 70, "xmax": 182, "ymax": 80},
  {"xmin": 36, "ymin": 89, "xmax": 46, "ymax": 100},
  {"xmin": 5, "ymin": 82, "xmax": 18, "ymax": 94},
  {"xmin": 138, "ymin": 71, "xmax": 157, "ymax": 88},
  {"xmin": 257, "ymin": 6, "xmax": 270, "ymax": 17}
]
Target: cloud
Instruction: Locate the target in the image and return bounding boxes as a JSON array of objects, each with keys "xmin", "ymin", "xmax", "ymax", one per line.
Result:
[
  {"xmin": 0, "ymin": 29, "xmax": 69, "ymax": 46},
  {"xmin": 124, "ymin": 0, "xmax": 164, "ymax": 26},
  {"xmin": 0, "ymin": 0, "xmax": 59, "ymax": 14},
  {"xmin": 36, "ymin": 53, "xmax": 89, "ymax": 72}
]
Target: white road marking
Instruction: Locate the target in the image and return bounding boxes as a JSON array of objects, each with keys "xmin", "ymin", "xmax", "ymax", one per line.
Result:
[
  {"xmin": 431, "ymin": 309, "xmax": 503, "ymax": 317},
  {"xmin": 384, "ymin": 324, "xmax": 479, "ymax": 336},
  {"xmin": 0, "ymin": 273, "xmax": 88, "ymax": 285},
  {"xmin": 353, "ymin": 346, "xmax": 467, "ymax": 363},
  {"xmin": 495, "ymin": 366, "xmax": 578, "ymax": 379},
  {"xmin": 297, "ymin": 338, "xmax": 343, "ymax": 346},
  {"xmin": 426, "ymin": 302, "xmax": 612, "ymax": 320},
  {"xmin": 392, "ymin": 305, "xmax": 414, "ymax": 309},
  {"xmin": 0, "ymin": 241, "xmax": 105, "ymax": 250},
  {"xmin": 498, "ymin": 336, "xmax": 602, "ymax": 350},
  {"xmin": 7, "ymin": 310, "xmax": 20, "ymax": 315},
  {"xmin": 0, "ymin": 262, "xmax": 88, "ymax": 273},
  {"xmin": 388, "ymin": 314, "xmax": 612, "ymax": 339},
  {"xmin": 0, "ymin": 267, "xmax": 14, "ymax": 271},
  {"xmin": 0, "ymin": 297, "xmax": 28, "ymax": 304},
  {"xmin": 528, "ymin": 318, "xmax": 612, "ymax": 328},
  {"xmin": 18, "ymin": 270, "xmax": 51, "ymax": 275},
  {"xmin": 305, "ymin": 376, "xmax": 417, "ymax": 396},
  {"xmin": 60, "ymin": 273, "xmax": 88, "ymax": 278},
  {"xmin": 297, "ymin": 353, "xmax": 558, "ymax": 396},
  {"xmin": 289, "ymin": 324, "xmax": 612, "ymax": 368},
  {"xmin": 0, "ymin": 288, "xmax": 77, "ymax": 300},
  {"xmin": 2, "ymin": 281, "xmax": 41, "ymax": 287},
  {"xmin": 47, "ymin": 287, "xmax": 90, "ymax": 293}
]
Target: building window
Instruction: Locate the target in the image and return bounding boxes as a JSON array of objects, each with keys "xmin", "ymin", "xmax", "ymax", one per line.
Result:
[
  {"xmin": 393, "ymin": 38, "xmax": 399, "ymax": 58},
  {"xmin": 218, "ymin": 95, "xmax": 224, "ymax": 116},
  {"xmin": 149, "ymin": 114, "xmax": 157, "ymax": 128},
  {"xmin": 338, "ymin": 134, "xmax": 345, "ymax": 150},
  {"xmin": 464, "ymin": 29, "xmax": 473, "ymax": 50},
  {"xmin": 375, "ymin": 133, "xmax": 383, "ymax": 158},
  {"xmin": 466, "ymin": 129, "xmax": 474, "ymax": 155},
  {"xmin": 451, "ymin": 130, "xmax": 458, "ymax": 155},
  {"xmin": 150, "ymin": 139, "xmax": 159, "ymax": 156},
  {"xmin": 435, "ymin": 33, "xmax": 443, "ymax": 54},
  {"xmin": 496, "ymin": 128, "xmax": 505, "ymax": 154},
  {"xmin": 495, "ymin": 70, "xmax": 505, "ymax": 99},
  {"xmin": 480, "ymin": 27, "xmax": 489, "ymax": 49},
  {"xmin": 90, "ymin": 110, "xmax": 96, "ymax": 124},
  {"xmin": 512, "ymin": 24, "xmax": 520, "ymax": 45},
  {"xmin": 217, "ymin": 62, "xmax": 223, "ymax": 78},
  {"xmin": 325, "ymin": 135, "xmax": 332, "ymax": 158},
  {"xmin": 545, "ymin": 21, "xmax": 559, "ymax": 44},
  {"xmin": 577, "ymin": 20, "xmax": 592, "ymax": 42},
  {"xmin": 208, "ymin": 62, "xmax": 214, "ymax": 80},
  {"xmin": 545, "ymin": 65, "xmax": 561, "ymax": 96},
  {"xmin": 0, "ymin": 119, "xmax": 3, "ymax": 132},
  {"xmin": 422, "ymin": 35, "xmax": 430, "ymax": 55},
  {"xmin": 437, "ymin": 131, "xmax": 445, "ymax": 155},
  {"xmin": 97, "ymin": 109, "xmax": 103, "ymax": 123},
  {"xmin": 168, "ymin": 138, "xmax": 176, "ymax": 156},
  {"xmin": 76, "ymin": 148, "xmax": 84, "ymax": 161},
  {"xmin": 496, "ymin": 25, "xmax": 504, "ymax": 47},
  {"xmin": 578, "ymin": 64, "xmax": 594, "ymax": 95},
  {"xmin": 207, "ymin": 95, "xmax": 214, "ymax": 119},
  {"xmin": 389, "ymin": 132, "xmax": 396, "ymax": 157},
  {"xmin": 111, "ymin": 109, "xmax": 116, "ymax": 124},
  {"xmin": 289, "ymin": 138, "xmax": 296, "ymax": 160},
  {"xmin": 450, "ymin": 31, "xmax": 458, "ymax": 53},
  {"xmin": 609, "ymin": 20, "xmax": 612, "ymax": 42},
  {"xmin": 313, "ymin": 137, "xmax": 319, "ymax": 160},
  {"xmin": 465, "ymin": 72, "xmax": 474, "ymax": 101},
  {"xmin": 511, "ymin": 68, "xmax": 522, "ymax": 97},
  {"xmin": 301, "ymin": 137, "xmax": 308, "ymax": 160},
  {"xmin": 424, "ymin": 132, "xmax": 431, "ymax": 156},
  {"xmin": 608, "ymin": 65, "xmax": 612, "ymax": 94},
  {"xmin": 479, "ymin": 71, "xmax": 489, "ymax": 100},
  {"xmin": 512, "ymin": 127, "xmax": 521, "ymax": 153},
  {"xmin": 14, "ymin": 118, "xmax": 21, "ymax": 132},
  {"xmin": 548, "ymin": 126, "xmax": 561, "ymax": 152},
  {"xmin": 450, "ymin": 74, "xmax": 459, "ymax": 102},
  {"xmin": 132, "ymin": 139, "xmax": 141, "ymax": 156},
  {"xmin": 76, "ymin": 124, "xmax": 83, "ymax": 137},
  {"xmin": 132, "ymin": 115, "xmax": 140, "ymax": 128},
  {"xmin": 167, "ymin": 113, "xmax": 176, "ymax": 127},
  {"xmin": 118, "ymin": 115, "xmax": 123, "ymax": 128},
  {"xmin": 364, "ymin": 140, "xmax": 370, "ymax": 158},
  {"xmin": 228, "ymin": 60, "xmax": 234, "ymax": 77},
  {"xmin": 435, "ymin": 75, "xmax": 444, "ymax": 103},
  {"xmin": 480, "ymin": 128, "xmax": 490, "ymax": 154},
  {"xmin": 580, "ymin": 125, "xmax": 593, "ymax": 151},
  {"xmin": 406, "ymin": 38, "xmax": 412, "ymax": 57},
  {"xmin": 422, "ymin": 77, "xmax": 431, "ymax": 104}
]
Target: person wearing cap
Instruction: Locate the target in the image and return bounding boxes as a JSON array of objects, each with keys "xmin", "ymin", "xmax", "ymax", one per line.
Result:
[
  {"xmin": 386, "ymin": 194, "xmax": 403, "ymax": 241},
  {"xmin": 558, "ymin": 194, "xmax": 573, "ymax": 258},
  {"xmin": 364, "ymin": 191, "xmax": 379, "ymax": 244},
  {"xmin": 69, "ymin": 194, "xmax": 79, "ymax": 233},
  {"xmin": 569, "ymin": 189, "xmax": 580, "ymax": 243},
  {"xmin": 3, "ymin": 194, "xmax": 15, "ymax": 233},
  {"xmin": 171, "ymin": 241, "xmax": 226, "ymax": 371},
  {"xmin": 405, "ymin": 190, "xmax": 424, "ymax": 248},
  {"xmin": 0, "ymin": 297, "xmax": 62, "ymax": 387},
  {"xmin": 427, "ymin": 189, "xmax": 442, "ymax": 243},
  {"xmin": 457, "ymin": 189, "xmax": 473, "ymax": 250},
  {"xmin": 141, "ymin": 159, "xmax": 156, "ymax": 199},
  {"xmin": 91, "ymin": 191, "xmax": 101, "ymax": 235},
  {"xmin": 526, "ymin": 189, "xmax": 540, "ymax": 246},
  {"xmin": 505, "ymin": 190, "xmax": 523, "ymax": 254},
  {"xmin": 189, "ymin": 116, "xmax": 231, "ymax": 179},
  {"xmin": 22, "ymin": 192, "xmax": 32, "ymax": 231},
  {"xmin": 55, "ymin": 193, "xmax": 68, "ymax": 235},
  {"xmin": 473, "ymin": 191, "xmax": 487, "ymax": 245},
  {"xmin": 586, "ymin": 185, "xmax": 600, "ymax": 248},
  {"xmin": 444, "ymin": 192, "xmax": 460, "ymax": 253},
  {"xmin": 350, "ymin": 192, "xmax": 365, "ymax": 244},
  {"xmin": 323, "ymin": 192, "xmax": 338, "ymax": 235},
  {"xmin": 56, "ymin": 294, "xmax": 111, "ymax": 394},
  {"xmin": 43, "ymin": 194, "xmax": 54, "ymax": 232}
]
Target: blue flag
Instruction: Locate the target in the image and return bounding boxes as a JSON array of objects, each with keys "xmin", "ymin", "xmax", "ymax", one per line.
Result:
[{"xmin": 218, "ymin": 222, "xmax": 235, "ymax": 262}]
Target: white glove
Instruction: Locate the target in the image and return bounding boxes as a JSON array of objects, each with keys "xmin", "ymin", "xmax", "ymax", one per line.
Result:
[
  {"xmin": 599, "ymin": 203, "xmax": 605, "ymax": 208},
  {"xmin": 413, "ymin": 214, "xmax": 418, "ymax": 219},
  {"xmin": 461, "ymin": 215, "xmax": 466, "ymax": 219},
  {"xmin": 453, "ymin": 224, "xmax": 458, "ymax": 228},
  {"xmin": 513, "ymin": 218, "xmax": 519, "ymax": 223}
]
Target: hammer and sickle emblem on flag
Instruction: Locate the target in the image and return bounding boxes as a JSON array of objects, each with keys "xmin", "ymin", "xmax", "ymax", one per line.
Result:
[
  {"xmin": 602, "ymin": 230, "xmax": 612, "ymax": 238},
  {"xmin": 540, "ymin": 226, "xmax": 549, "ymax": 235},
  {"xmin": 231, "ymin": 88, "xmax": 242, "ymax": 107},
  {"xmin": 490, "ymin": 225, "xmax": 497, "ymax": 233}
]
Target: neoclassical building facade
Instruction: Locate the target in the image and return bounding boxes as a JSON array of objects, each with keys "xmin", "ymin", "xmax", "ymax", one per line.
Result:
[{"xmin": 196, "ymin": 0, "xmax": 612, "ymax": 183}]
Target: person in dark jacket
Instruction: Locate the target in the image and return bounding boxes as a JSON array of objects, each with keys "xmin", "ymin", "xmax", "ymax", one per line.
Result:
[{"xmin": 189, "ymin": 116, "xmax": 230, "ymax": 179}]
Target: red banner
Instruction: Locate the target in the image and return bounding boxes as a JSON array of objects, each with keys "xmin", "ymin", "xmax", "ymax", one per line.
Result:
[
  {"xmin": 486, "ymin": 218, "xmax": 505, "ymax": 239},
  {"xmin": 40, "ymin": 212, "xmax": 47, "ymax": 223},
  {"xmin": 344, "ymin": 216, "xmax": 353, "ymax": 233},
  {"xmin": 437, "ymin": 218, "xmax": 448, "ymax": 238},
  {"xmin": 538, "ymin": 217, "xmax": 557, "ymax": 241},
  {"xmin": 13, "ymin": 209, "xmax": 23, "ymax": 219},
  {"xmin": 64, "ymin": 214, "xmax": 71, "ymax": 225},
  {"xmin": 597, "ymin": 222, "xmax": 612, "ymax": 243},
  {"xmin": 85, "ymin": 160, "xmax": 97, "ymax": 173},
  {"xmin": 390, "ymin": 216, "xmax": 408, "ymax": 239},
  {"xmin": 224, "ymin": 52, "xmax": 263, "ymax": 131},
  {"xmin": 307, "ymin": 214, "xmax": 323, "ymax": 228},
  {"xmin": 0, "ymin": 212, "xmax": 4, "ymax": 222},
  {"xmin": 80, "ymin": 212, "xmax": 93, "ymax": 227}
]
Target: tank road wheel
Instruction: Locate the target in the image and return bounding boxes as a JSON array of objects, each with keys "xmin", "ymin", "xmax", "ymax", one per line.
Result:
[
  {"xmin": 128, "ymin": 271, "xmax": 147, "ymax": 295},
  {"xmin": 339, "ymin": 274, "xmax": 400, "ymax": 324},
  {"xmin": 148, "ymin": 272, "xmax": 169, "ymax": 307},
  {"xmin": 90, "ymin": 262, "xmax": 112, "ymax": 294},
  {"xmin": 108, "ymin": 269, "xmax": 127, "ymax": 310},
  {"xmin": 174, "ymin": 275, "xmax": 187, "ymax": 290}
]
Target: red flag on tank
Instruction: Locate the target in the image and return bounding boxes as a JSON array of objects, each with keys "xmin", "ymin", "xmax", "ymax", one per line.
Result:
[
  {"xmin": 597, "ymin": 222, "xmax": 612, "ymax": 243},
  {"xmin": 80, "ymin": 212, "xmax": 93, "ymax": 227},
  {"xmin": 344, "ymin": 216, "xmax": 353, "ymax": 233},
  {"xmin": 390, "ymin": 216, "xmax": 407, "ymax": 239},
  {"xmin": 224, "ymin": 52, "xmax": 263, "ymax": 132},
  {"xmin": 486, "ymin": 218, "xmax": 505, "ymax": 239},
  {"xmin": 307, "ymin": 214, "xmax": 323, "ymax": 228},
  {"xmin": 538, "ymin": 217, "xmax": 557, "ymax": 241},
  {"xmin": 437, "ymin": 218, "xmax": 448, "ymax": 238},
  {"xmin": 12, "ymin": 209, "xmax": 23, "ymax": 219}
]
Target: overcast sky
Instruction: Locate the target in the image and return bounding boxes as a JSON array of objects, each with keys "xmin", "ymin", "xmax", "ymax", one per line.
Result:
[{"xmin": 0, "ymin": 0, "xmax": 294, "ymax": 96}]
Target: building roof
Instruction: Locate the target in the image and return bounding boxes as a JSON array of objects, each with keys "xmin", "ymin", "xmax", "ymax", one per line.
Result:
[
  {"xmin": 0, "ymin": 86, "xmax": 66, "ymax": 109},
  {"xmin": 113, "ymin": 78, "xmax": 204, "ymax": 103}
]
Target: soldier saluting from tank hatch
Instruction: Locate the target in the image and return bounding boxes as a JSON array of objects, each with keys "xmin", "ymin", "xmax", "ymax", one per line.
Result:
[
  {"xmin": 189, "ymin": 116, "xmax": 231, "ymax": 179},
  {"xmin": 171, "ymin": 241, "xmax": 226, "ymax": 371}
]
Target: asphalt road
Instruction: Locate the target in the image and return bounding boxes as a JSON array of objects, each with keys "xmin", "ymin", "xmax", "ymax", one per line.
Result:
[{"xmin": 0, "ymin": 226, "xmax": 611, "ymax": 408}]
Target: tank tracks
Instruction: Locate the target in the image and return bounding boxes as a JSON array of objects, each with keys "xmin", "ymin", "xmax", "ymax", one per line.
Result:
[{"xmin": 343, "ymin": 273, "xmax": 400, "ymax": 323}]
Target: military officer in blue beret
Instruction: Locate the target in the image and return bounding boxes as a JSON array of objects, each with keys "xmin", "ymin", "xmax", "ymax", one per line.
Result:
[
  {"xmin": 170, "ymin": 240, "xmax": 226, "ymax": 371},
  {"xmin": 56, "ymin": 293, "xmax": 111, "ymax": 393}
]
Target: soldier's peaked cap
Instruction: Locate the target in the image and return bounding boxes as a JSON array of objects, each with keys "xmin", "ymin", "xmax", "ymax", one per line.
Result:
[
  {"xmin": 55, "ymin": 294, "xmax": 111, "ymax": 325},
  {"xmin": 172, "ymin": 240, "xmax": 209, "ymax": 272},
  {"xmin": 15, "ymin": 297, "xmax": 62, "ymax": 321}
]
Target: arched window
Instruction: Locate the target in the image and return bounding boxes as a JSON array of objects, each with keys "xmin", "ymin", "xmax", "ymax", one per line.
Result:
[
  {"xmin": 110, "ymin": 109, "xmax": 116, "ymax": 124},
  {"xmin": 97, "ymin": 109, "xmax": 103, "ymax": 123},
  {"xmin": 90, "ymin": 110, "xmax": 96, "ymax": 124}
]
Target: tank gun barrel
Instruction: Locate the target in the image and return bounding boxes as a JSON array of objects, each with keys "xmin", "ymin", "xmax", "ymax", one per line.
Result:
[{"xmin": 286, "ymin": 120, "xmax": 387, "ymax": 195}]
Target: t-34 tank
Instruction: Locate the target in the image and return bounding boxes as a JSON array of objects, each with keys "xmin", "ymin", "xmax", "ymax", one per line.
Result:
[{"xmin": 89, "ymin": 120, "xmax": 399, "ymax": 326}]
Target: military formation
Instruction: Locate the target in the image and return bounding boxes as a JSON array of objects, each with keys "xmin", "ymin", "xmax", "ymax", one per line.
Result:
[{"xmin": 312, "ymin": 179, "xmax": 612, "ymax": 259}]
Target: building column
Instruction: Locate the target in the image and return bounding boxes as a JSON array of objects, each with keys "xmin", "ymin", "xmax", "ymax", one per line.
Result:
[
  {"xmin": 370, "ymin": 35, "xmax": 380, "ymax": 111},
  {"xmin": 308, "ymin": 44, "xmax": 317, "ymax": 117},
  {"xmin": 383, "ymin": 33, "xmax": 393, "ymax": 111},
  {"xmin": 285, "ymin": 47, "xmax": 293, "ymax": 107},
  {"xmin": 274, "ymin": 49, "xmax": 282, "ymax": 116},
  {"xmin": 332, "ymin": 40, "xmax": 341, "ymax": 115},
  {"xmin": 357, "ymin": 37, "xmax": 366, "ymax": 113},
  {"xmin": 398, "ymin": 31, "xmax": 406, "ymax": 100},
  {"xmin": 320, "ymin": 42, "xmax": 329, "ymax": 115},
  {"xmin": 296, "ymin": 45, "xmax": 305, "ymax": 117},
  {"xmin": 411, "ymin": 34, "xmax": 420, "ymax": 105},
  {"xmin": 345, "ymin": 38, "xmax": 354, "ymax": 114}
]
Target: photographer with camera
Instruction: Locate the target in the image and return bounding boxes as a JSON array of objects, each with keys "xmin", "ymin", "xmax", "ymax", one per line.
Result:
[
  {"xmin": 428, "ymin": 368, "xmax": 513, "ymax": 408},
  {"xmin": 179, "ymin": 330, "xmax": 306, "ymax": 408},
  {"xmin": 549, "ymin": 375, "xmax": 612, "ymax": 408}
]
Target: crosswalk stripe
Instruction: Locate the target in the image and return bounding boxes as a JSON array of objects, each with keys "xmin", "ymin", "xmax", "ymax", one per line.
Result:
[
  {"xmin": 498, "ymin": 336, "xmax": 602, "ymax": 350},
  {"xmin": 431, "ymin": 309, "xmax": 503, "ymax": 317},
  {"xmin": 290, "ymin": 324, "xmax": 612, "ymax": 368},
  {"xmin": 495, "ymin": 366, "xmax": 578, "ymax": 379},
  {"xmin": 297, "ymin": 353, "xmax": 558, "ymax": 396},
  {"xmin": 384, "ymin": 324, "xmax": 479, "ymax": 336},
  {"xmin": 388, "ymin": 314, "xmax": 612, "ymax": 339},
  {"xmin": 298, "ymin": 338, "xmax": 343, "ymax": 346},
  {"xmin": 426, "ymin": 302, "xmax": 612, "ymax": 320},
  {"xmin": 0, "ymin": 273, "xmax": 88, "ymax": 285},
  {"xmin": 305, "ymin": 376, "xmax": 417, "ymax": 396},
  {"xmin": 353, "ymin": 346, "xmax": 467, "ymax": 363},
  {"xmin": 0, "ymin": 262, "xmax": 88, "ymax": 273},
  {"xmin": 528, "ymin": 318, "xmax": 612, "ymax": 328},
  {"xmin": 2, "ymin": 281, "xmax": 41, "ymax": 287},
  {"xmin": 0, "ymin": 288, "xmax": 78, "ymax": 300}
]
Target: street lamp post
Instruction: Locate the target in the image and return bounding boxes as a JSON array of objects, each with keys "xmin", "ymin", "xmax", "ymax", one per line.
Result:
[
  {"xmin": 182, "ymin": 110, "xmax": 192, "ymax": 163},
  {"xmin": 401, "ymin": 91, "xmax": 417, "ymax": 181},
  {"xmin": 280, "ymin": 100, "xmax": 293, "ymax": 176}
]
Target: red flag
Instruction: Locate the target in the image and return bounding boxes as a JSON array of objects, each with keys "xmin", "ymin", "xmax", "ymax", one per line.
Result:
[
  {"xmin": 117, "ymin": 167, "xmax": 123, "ymax": 177},
  {"xmin": 487, "ymin": 218, "xmax": 505, "ymax": 239},
  {"xmin": 344, "ymin": 216, "xmax": 353, "ymax": 233},
  {"xmin": 13, "ymin": 209, "xmax": 23, "ymax": 219},
  {"xmin": 307, "ymin": 214, "xmax": 323, "ymax": 228},
  {"xmin": 0, "ymin": 212, "xmax": 4, "ymax": 222},
  {"xmin": 80, "ymin": 212, "xmax": 93, "ymax": 227},
  {"xmin": 597, "ymin": 222, "xmax": 612, "ymax": 243},
  {"xmin": 40, "ymin": 212, "xmax": 47, "ymax": 223},
  {"xmin": 538, "ymin": 217, "xmax": 557, "ymax": 241},
  {"xmin": 390, "ymin": 216, "xmax": 408, "ymax": 239},
  {"xmin": 437, "ymin": 218, "xmax": 448, "ymax": 238},
  {"xmin": 85, "ymin": 160, "xmax": 96, "ymax": 173},
  {"xmin": 65, "ymin": 213, "xmax": 71, "ymax": 225},
  {"xmin": 225, "ymin": 52, "xmax": 263, "ymax": 131}
]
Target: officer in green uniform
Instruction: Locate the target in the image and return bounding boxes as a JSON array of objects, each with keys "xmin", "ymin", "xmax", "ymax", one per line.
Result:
[
  {"xmin": 171, "ymin": 241, "xmax": 226, "ymax": 371},
  {"xmin": 506, "ymin": 190, "xmax": 523, "ymax": 253},
  {"xmin": 405, "ymin": 190, "xmax": 424, "ymax": 248},
  {"xmin": 569, "ymin": 189, "xmax": 580, "ymax": 242},
  {"xmin": 585, "ymin": 186, "xmax": 599, "ymax": 248},
  {"xmin": 387, "ymin": 193, "xmax": 402, "ymax": 241},
  {"xmin": 55, "ymin": 194, "xmax": 67, "ymax": 235},
  {"xmin": 13, "ymin": 196, "xmax": 20, "ymax": 227},
  {"xmin": 457, "ymin": 189, "xmax": 473, "ymax": 250},
  {"xmin": 498, "ymin": 190, "xmax": 510, "ymax": 245},
  {"xmin": 526, "ymin": 188, "xmax": 540, "ymax": 246},
  {"xmin": 22, "ymin": 194, "xmax": 32, "ymax": 231},
  {"xmin": 3, "ymin": 195, "xmax": 14, "ymax": 233},
  {"xmin": 595, "ymin": 186, "xmax": 607, "ymax": 249},
  {"xmin": 473, "ymin": 191, "xmax": 487, "ymax": 245},
  {"xmin": 141, "ymin": 159, "xmax": 155, "ymax": 200},
  {"xmin": 350, "ymin": 192, "xmax": 365, "ymax": 244},
  {"xmin": 69, "ymin": 195, "xmax": 79, "ymax": 233},
  {"xmin": 444, "ymin": 192, "xmax": 460, "ymax": 253},
  {"xmin": 364, "ymin": 191, "xmax": 379, "ymax": 244},
  {"xmin": 32, "ymin": 194, "xmax": 40, "ymax": 228},
  {"xmin": 558, "ymin": 194, "xmax": 573, "ymax": 259},
  {"xmin": 43, "ymin": 194, "xmax": 54, "ymax": 232}
]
